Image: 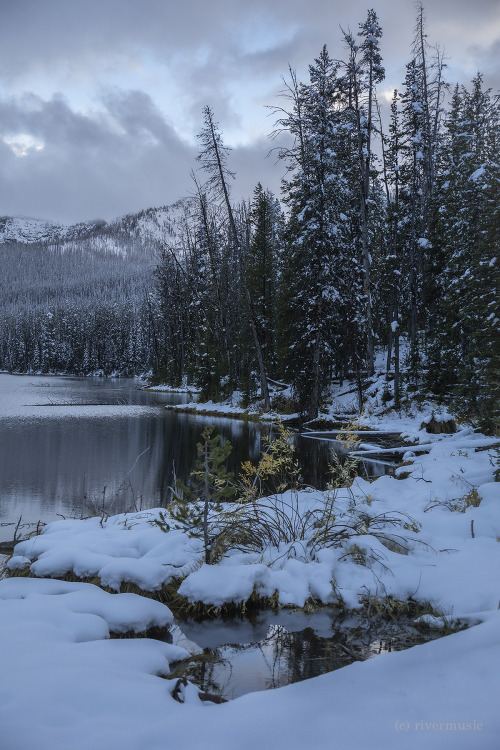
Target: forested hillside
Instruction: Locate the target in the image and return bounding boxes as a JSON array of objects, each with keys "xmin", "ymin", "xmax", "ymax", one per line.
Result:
[
  {"xmin": 0, "ymin": 202, "xmax": 190, "ymax": 376},
  {"xmin": 2, "ymin": 7, "xmax": 499, "ymax": 431}
]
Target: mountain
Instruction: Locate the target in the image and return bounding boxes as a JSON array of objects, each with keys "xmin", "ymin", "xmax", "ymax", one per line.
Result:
[
  {"xmin": 0, "ymin": 200, "xmax": 194, "ymax": 376},
  {"xmin": 0, "ymin": 216, "xmax": 67, "ymax": 244},
  {"xmin": 0, "ymin": 199, "xmax": 193, "ymax": 253}
]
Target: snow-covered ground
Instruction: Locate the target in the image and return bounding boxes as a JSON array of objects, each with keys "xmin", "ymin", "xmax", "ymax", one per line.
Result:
[
  {"xmin": 145, "ymin": 383, "xmax": 201, "ymax": 394},
  {"xmin": 1, "ymin": 416, "xmax": 499, "ymax": 749},
  {"xmin": 165, "ymin": 397, "xmax": 281, "ymax": 420}
]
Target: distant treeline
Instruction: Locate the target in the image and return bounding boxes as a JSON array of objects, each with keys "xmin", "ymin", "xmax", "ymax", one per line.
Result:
[{"xmin": 0, "ymin": 238, "xmax": 159, "ymax": 376}]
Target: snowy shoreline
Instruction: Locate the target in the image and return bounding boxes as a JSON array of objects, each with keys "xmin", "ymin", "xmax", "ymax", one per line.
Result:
[{"xmin": 1, "ymin": 414, "xmax": 499, "ymax": 749}]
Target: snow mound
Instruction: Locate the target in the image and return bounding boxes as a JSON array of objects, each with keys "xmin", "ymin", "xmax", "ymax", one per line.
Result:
[
  {"xmin": 9, "ymin": 510, "xmax": 203, "ymax": 591},
  {"xmin": 0, "ymin": 577, "xmax": 175, "ymax": 634},
  {"xmin": 1, "ymin": 577, "xmax": 500, "ymax": 749}
]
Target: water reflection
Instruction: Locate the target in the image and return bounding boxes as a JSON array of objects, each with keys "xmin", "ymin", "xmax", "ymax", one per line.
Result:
[
  {"xmin": 0, "ymin": 375, "xmax": 391, "ymax": 538},
  {"xmin": 0, "ymin": 376, "xmax": 269, "ymax": 533},
  {"xmin": 169, "ymin": 610, "xmax": 438, "ymax": 699}
]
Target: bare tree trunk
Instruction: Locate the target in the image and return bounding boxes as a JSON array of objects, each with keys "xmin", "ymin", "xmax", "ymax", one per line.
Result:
[
  {"xmin": 203, "ymin": 440, "xmax": 210, "ymax": 565},
  {"xmin": 145, "ymin": 293, "xmax": 160, "ymax": 371},
  {"xmin": 308, "ymin": 297, "xmax": 323, "ymax": 420},
  {"xmin": 203, "ymin": 109, "xmax": 271, "ymax": 410},
  {"xmin": 394, "ymin": 299, "xmax": 400, "ymax": 409},
  {"xmin": 386, "ymin": 305, "xmax": 393, "ymax": 373},
  {"xmin": 355, "ymin": 358, "xmax": 364, "ymax": 414},
  {"xmin": 193, "ymin": 179, "xmax": 232, "ymax": 376}
]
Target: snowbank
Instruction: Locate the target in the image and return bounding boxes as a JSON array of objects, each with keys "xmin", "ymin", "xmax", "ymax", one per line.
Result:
[
  {"xmin": 8, "ymin": 427, "xmax": 499, "ymax": 617},
  {"xmin": 0, "ymin": 575, "xmax": 499, "ymax": 749},
  {"xmin": 1, "ymin": 423, "xmax": 499, "ymax": 749},
  {"xmin": 9, "ymin": 514, "xmax": 203, "ymax": 591}
]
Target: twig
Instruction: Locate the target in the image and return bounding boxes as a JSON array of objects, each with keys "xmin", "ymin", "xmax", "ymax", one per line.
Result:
[
  {"xmin": 126, "ymin": 446, "xmax": 151, "ymax": 475},
  {"xmin": 337, "ymin": 643, "xmax": 361, "ymax": 661},
  {"xmin": 13, "ymin": 515, "xmax": 23, "ymax": 541}
]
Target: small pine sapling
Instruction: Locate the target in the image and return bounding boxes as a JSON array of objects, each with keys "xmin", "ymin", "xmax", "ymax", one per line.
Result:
[{"xmin": 168, "ymin": 426, "xmax": 236, "ymax": 563}]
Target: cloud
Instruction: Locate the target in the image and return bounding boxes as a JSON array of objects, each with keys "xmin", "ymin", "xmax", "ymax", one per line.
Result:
[
  {"xmin": 0, "ymin": 90, "xmax": 282, "ymax": 223},
  {"xmin": 0, "ymin": 91, "xmax": 194, "ymax": 222},
  {"xmin": 4, "ymin": 1, "xmax": 497, "ymax": 91},
  {"xmin": 0, "ymin": 0, "xmax": 498, "ymax": 222}
]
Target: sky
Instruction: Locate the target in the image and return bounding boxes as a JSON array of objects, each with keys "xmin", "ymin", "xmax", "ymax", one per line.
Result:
[{"xmin": 0, "ymin": 0, "xmax": 499, "ymax": 224}]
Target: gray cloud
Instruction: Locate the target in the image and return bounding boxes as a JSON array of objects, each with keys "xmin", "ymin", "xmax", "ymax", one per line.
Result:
[
  {"xmin": 0, "ymin": 91, "xmax": 194, "ymax": 222},
  {"xmin": 3, "ymin": 1, "xmax": 498, "ymax": 87},
  {"xmin": 0, "ymin": 0, "xmax": 498, "ymax": 222},
  {"xmin": 0, "ymin": 90, "xmax": 283, "ymax": 223}
]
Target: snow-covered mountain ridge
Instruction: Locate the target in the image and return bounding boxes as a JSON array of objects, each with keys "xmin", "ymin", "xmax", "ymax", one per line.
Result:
[{"xmin": 0, "ymin": 199, "xmax": 191, "ymax": 249}]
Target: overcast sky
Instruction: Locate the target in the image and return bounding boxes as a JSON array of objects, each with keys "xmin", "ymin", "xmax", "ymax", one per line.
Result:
[{"xmin": 1, "ymin": 0, "xmax": 499, "ymax": 224}]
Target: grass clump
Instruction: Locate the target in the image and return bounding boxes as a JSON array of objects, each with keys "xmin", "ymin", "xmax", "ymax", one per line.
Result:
[{"xmin": 425, "ymin": 486, "xmax": 481, "ymax": 513}]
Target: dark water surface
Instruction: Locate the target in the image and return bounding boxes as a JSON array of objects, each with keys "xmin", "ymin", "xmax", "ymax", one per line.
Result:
[
  {"xmin": 0, "ymin": 375, "xmax": 388, "ymax": 539},
  {"xmin": 168, "ymin": 609, "xmax": 439, "ymax": 699}
]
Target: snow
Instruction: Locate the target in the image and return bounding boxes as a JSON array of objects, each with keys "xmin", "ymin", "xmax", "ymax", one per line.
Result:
[
  {"xmin": 0, "ymin": 203, "xmax": 188, "ymax": 247},
  {"xmin": 419, "ymin": 409, "xmax": 455, "ymax": 424},
  {"xmin": 166, "ymin": 397, "xmax": 298, "ymax": 423},
  {"xmin": 9, "ymin": 514, "xmax": 203, "ymax": 591},
  {"xmin": 0, "ymin": 215, "xmax": 66, "ymax": 244},
  {"xmin": 0, "ymin": 576, "xmax": 499, "ymax": 749},
  {"xmin": 0, "ymin": 578, "xmax": 190, "ymax": 750},
  {"xmin": 0, "ymin": 577, "xmax": 175, "ymax": 634},
  {"xmin": 470, "ymin": 165, "xmax": 486, "ymax": 182},
  {"xmin": 146, "ymin": 384, "xmax": 200, "ymax": 394},
  {"xmin": 1, "ymin": 407, "xmax": 499, "ymax": 749}
]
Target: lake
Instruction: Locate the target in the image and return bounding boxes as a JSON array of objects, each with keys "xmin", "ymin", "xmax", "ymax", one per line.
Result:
[{"xmin": 0, "ymin": 374, "xmax": 389, "ymax": 541}]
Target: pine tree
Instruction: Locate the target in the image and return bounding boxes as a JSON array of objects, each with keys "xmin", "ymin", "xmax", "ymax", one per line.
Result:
[
  {"xmin": 277, "ymin": 47, "xmax": 351, "ymax": 418},
  {"xmin": 169, "ymin": 426, "xmax": 236, "ymax": 564},
  {"xmin": 398, "ymin": 5, "xmax": 447, "ymax": 375},
  {"xmin": 429, "ymin": 75, "xmax": 500, "ymax": 429},
  {"xmin": 189, "ymin": 184, "xmax": 234, "ymax": 399},
  {"xmin": 342, "ymin": 9, "xmax": 385, "ymax": 376},
  {"xmin": 378, "ymin": 89, "xmax": 405, "ymax": 405},
  {"xmin": 196, "ymin": 107, "xmax": 271, "ymax": 408},
  {"xmin": 247, "ymin": 184, "xmax": 282, "ymax": 378}
]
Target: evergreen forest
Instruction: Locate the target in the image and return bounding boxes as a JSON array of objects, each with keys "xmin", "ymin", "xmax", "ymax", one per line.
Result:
[{"xmin": 1, "ymin": 7, "xmax": 499, "ymax": 432}]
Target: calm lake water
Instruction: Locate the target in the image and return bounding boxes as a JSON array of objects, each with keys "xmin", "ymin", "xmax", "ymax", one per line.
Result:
[{"xmin": 0, "ymin": 374, "xmax": 388, "ymax": 541}]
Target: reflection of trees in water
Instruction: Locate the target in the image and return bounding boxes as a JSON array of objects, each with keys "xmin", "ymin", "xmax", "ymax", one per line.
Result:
[
  {"xmin": 172, "ymin": 616, "xmax": 437, "ymax": 700},
  {"xmin": 259, "ymin": 617, "xmax": 432, "ymax": 690},
  {"xmin": 155, "ymin": 417, "xmax": 266, "ymax": 506},
  {"xmin": 171, "ymin": 648, "xmax": 234, "ymax": 698},
  {"xmin": 260, "ymin": 625, "xmax": 358, "ymax": 690}
]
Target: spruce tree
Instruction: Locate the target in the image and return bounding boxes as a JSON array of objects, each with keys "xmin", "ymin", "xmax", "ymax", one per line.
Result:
[
  {"xmin": 429, "ymin": 75, "xmax": 500, "ymax": 429},
  {"xmin": 277, "ymin": 47, "xmax": 351, "ymax": 418},
  {"xmin": 342, "ymin": 9, "xmax": 385, "ymax": 376},
  {"xmin": 247, "ymin": 184, "xmax": 282, "ymax": 378}
]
